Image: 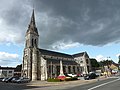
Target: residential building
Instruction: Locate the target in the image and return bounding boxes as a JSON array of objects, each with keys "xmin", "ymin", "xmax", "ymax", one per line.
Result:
[{"xmin": 0, "ymin": 67, "xmax": 15, "ymax": 78}]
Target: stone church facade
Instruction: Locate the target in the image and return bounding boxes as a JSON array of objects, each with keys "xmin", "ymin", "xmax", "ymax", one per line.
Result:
[{"xmin": 22, "ymin": 10, "xmax": 91, "ymax": 81}]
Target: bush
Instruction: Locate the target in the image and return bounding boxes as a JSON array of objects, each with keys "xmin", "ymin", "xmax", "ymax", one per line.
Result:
[
  {"xmin": 47, "ymin": 77, "xmax": 78, "ymax": 82},
  {"xmin": 47, "ymin": 78, "xmax": 61, "ymax": 82}
]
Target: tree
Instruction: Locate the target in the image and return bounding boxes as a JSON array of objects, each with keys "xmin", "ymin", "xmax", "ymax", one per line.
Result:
[
  {"xmin": 15, "ymin": 64, "xmax": 22, "ymax": 72},
  {"xmin": 100, "ymin": 60, "xmax": 113, "ymax": 66},
  {"xmin": 90, "ymin": 58, "xmax": 99, "ymax": 71}
]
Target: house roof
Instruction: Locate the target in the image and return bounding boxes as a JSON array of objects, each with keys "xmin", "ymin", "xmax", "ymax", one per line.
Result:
[
  {"xmin": 110, "ymin": 62, "xmax": 119, "ymax": 67},
  {"xmin": 0, "ymin": 67, "xmax": 15, "ymax": 70}
]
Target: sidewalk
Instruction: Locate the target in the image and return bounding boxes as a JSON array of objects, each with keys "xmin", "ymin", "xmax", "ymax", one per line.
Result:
[{"xmin": 27, "ymin": 76, "xmax": 107, "ymax": 87}]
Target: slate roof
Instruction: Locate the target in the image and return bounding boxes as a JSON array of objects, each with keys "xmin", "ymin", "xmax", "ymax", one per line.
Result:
[
  {"xmin": 39, "ymin": 49, "xmax": 89, "ymax": 59},
  {"xmin": 39, "ymin": 48, "xmax": 73, "ymax": 58},
  {"xmin": 0, "ymin": 67, "xmax": 15, "ymax": 70},
  {"xmin": 72, "ymin": 52, "xmax": 85, "ymax": 57}
]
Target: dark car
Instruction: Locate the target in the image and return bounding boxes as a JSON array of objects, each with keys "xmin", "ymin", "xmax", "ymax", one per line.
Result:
[
  {"xmin": 11, "ymin": 77, "xmax": 20, "ymax": 83},
  {"xmin": 15, "ymin": 77, "xmax": 30, "ymax": 83},
  {"xmin": 5, "ymin": 77, "xmax": 20, "ymax": 83},
  {"xmin": 84, "ymin": 73, "xmax": 98, "ymax": 80}
]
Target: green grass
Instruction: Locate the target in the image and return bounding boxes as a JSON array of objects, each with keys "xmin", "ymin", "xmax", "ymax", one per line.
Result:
[
  {"xmin": 47, "ymin": 77, "xmax": 78, "ymax": 82},
  {"xmin": 47, "ymin": 78, "xmax": 61, "ymax": 82}
]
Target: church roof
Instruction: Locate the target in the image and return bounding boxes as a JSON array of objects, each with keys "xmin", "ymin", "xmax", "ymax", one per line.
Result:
[
  {"xmin": 72, "ymin": 52, "xmax": 85, "ymax": 57},
  {"xmin": 39, "ymin": 49, "xmax": 89, "ymax": 59},
  {"xmin": 72, "ymin": 52, "xmax": 89, "ymax": 58},
  {"xmin": 39, "ymin": 48, "xmax": 73, "ymax": 58}
]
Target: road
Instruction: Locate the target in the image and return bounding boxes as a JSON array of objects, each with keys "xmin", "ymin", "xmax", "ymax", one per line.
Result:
[
  {"xmin": 63, "ymin": 77, "xmax": 120, "ymax": 90},
  {"xmin": 0, "ymin": 77, "xmax": 120, "ymax": 90},
  {"xmin": 0, "ymin": 82, "xmax": 45, "ymax": 90}
]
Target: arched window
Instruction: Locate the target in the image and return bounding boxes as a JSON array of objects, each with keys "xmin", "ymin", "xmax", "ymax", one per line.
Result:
[
  {"xmin": 26, "ymin": 40, "xmax": 29, "ymax": 47},
  {"xmin": 25, "ymin": 40, "xmax": 27, "ymax": 47},
  {"xmin": 32, "ymin": 39, "xmax": 34, "ymax": 47},
  {"xmin": 35, "ymin": 39, "xmax": 37, "ymax": 47}
]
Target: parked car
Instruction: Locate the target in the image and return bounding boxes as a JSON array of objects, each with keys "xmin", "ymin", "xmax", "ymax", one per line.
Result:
[
  {"xmin": 84, "ymin": 73, "xmax": 98, "ymax": 80},
  {"xmin": 5, "ymin": 77, "xmax": 20, "ymax": 83},
  {"xmin": 67, "ymin": 74, "xmax": 77, "ymax": 77},
  {"xmin": 112, "ymin": 70, "xmax": 118, "ymax": 74},
  {"xmin": 0, "ymin": 78, "xmax": 4, "ymax": 82},
  {"xmin": 11, "ymin": 77, "xmax": 20, "ymax": 83},
  {"xmin": 15, "ymin": 77, "xmax": 30, "ymax": 83},
  {"xmin": 2, "ymin": 77, "xmax": 9, "ymax": 82}
]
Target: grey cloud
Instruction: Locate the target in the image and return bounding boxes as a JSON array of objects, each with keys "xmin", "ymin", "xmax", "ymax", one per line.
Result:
[
  {"xmin": 32, "ymin": 0, "xmax": 120, "ymax": 49},
  {"xmin": 1, "ymin": 0, "xmax": 120, "ymax": 49}
]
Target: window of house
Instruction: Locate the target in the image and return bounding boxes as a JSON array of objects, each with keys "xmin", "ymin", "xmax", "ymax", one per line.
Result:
[
  {"xmin": 86, "ymin": 59, "xmax": 89, "ymax": 64},
  {"xmin": 9, "ymin": 71, "xmax": 12, "ymax": 73},
  {"xmin": 2, "ymin": 71, "xmax": 7, "ymax": 77},
  {"xmin": 80, "ymin": 61, "xmax": 83, "ymax": 63}
]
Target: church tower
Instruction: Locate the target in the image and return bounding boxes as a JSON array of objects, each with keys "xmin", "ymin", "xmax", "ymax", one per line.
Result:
[{"xmin": 22, "ymin": 10, "xmax": 40, "ymax": 81}]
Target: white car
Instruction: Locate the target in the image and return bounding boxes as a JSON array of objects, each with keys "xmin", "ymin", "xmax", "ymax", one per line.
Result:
[
  {"xmin": 112, "ymin": 70, "xmax": 118, "ymax": 74},
  {"xmin": 67, "ymin": 74, "xmax": 77, "ymax": 77}
]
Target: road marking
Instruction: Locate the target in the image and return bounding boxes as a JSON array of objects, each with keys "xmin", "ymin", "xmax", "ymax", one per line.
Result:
[{"xmin": 88, "ymin": 78, "xmax": 120, "ymax": 90}]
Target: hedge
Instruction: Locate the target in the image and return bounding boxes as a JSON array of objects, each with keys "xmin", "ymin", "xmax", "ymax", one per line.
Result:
[{"xmin": 47, "ymin": 78, "xmax": 61, "ymax": 82}]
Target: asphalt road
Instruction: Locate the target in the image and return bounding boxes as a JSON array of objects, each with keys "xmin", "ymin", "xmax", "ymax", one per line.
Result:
[
  {"xmin": 63, "ymin": 78, "xmax": 120, "ymax": 90},
  {"xmin": 0, "ymin": 77, "xmax": 120, "ymax": 90},
  {"xmin": 0, "ymin": 82, "xmax": 46, "ymax": 90}
]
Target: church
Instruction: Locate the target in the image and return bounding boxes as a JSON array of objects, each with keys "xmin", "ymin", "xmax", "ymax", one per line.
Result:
[{"xmin": 22, "ymin": 10, "xmax": 91, "ymax": 81}]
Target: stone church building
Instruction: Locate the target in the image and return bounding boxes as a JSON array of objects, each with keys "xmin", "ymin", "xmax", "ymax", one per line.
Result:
[{"xmin": 22, "ymin": 10, "xmax": 91, "ymax": 81}]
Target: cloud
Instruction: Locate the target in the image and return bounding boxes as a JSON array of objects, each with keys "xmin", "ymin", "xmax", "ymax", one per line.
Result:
[
  {"xmin": 0, "ymin": 51, "xmax": 20, "ymax": 67},
  {"xmin": 116, "ymin": 54, "xmax": 120, "ymax": 57},
  {"xmin": 95, "ymin": 55, "xmax": 112, "ymax": 62},
  {"xmin": 32, "ymin": 0, "xmax": 120, "ymax": 49},
  {"xmin": 52, "ymin": 41, "xmax": 80, "ymax": 50},
  {"xmin": 95, "ymin": 55, "xmax": 107, "ymax": 62},
  {"xmin": 0, "ymin": 25, "xmax": 24, "ymax": 45},
  {"xmin": 1, "ymin": 0, "xmax": 120, "ymax": 50}
]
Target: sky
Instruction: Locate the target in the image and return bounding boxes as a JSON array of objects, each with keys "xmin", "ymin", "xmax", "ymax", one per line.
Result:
[{"xmin": 0, "ymin": 0, "xmax": 120, "ymax": 67}]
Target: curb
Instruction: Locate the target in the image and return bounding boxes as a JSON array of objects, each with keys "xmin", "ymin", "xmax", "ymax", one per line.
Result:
[{"xmin": 27, "ymin": 76, "xmax": 107, "ymax": 87}]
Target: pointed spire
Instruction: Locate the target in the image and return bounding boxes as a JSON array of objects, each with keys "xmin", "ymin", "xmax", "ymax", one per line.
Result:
[
  {"xmin": 26, "ymin": 9, "xmax": 38, "ymax": 35},
  {"xmin": 30, "ymin": 9, "xmax": 36, "ymax": 27}
]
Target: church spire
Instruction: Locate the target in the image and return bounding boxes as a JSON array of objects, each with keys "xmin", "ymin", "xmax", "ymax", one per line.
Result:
[
  {"xmin": 30, "ymin": 9, "xmax": 36, "ymax": 27},
  {"xmin": 26, "ymin": 9, "xmax": 38, "ymax": 35},
  {"xmin": 25, "ymin": 9, "xmax": 39, "ymax": 48}
]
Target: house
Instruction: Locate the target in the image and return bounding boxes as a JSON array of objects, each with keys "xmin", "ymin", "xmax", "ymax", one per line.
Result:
[{"xmin": 0, "ymin": 67, "xmax": 15, "ymax": 78}]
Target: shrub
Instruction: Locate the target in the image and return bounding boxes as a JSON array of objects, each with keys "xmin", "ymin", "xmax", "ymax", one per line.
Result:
[{"xmin": 47, "ymin": 78, "xmax": 61, "ymax": 82}]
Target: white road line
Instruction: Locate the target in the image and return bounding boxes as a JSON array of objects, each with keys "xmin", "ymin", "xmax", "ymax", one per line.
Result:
[{"xmin": 88, "ymin": 78, "xmax": 120, "ymax": 90}]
